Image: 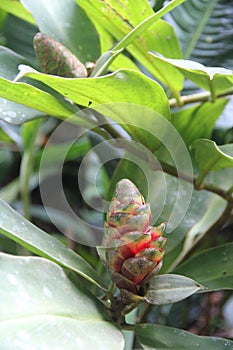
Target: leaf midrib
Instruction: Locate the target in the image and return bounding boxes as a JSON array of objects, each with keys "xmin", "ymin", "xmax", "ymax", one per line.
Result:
[{"xmin": 184, "ymin": 0, "xmax": 218, "ymax": 59}]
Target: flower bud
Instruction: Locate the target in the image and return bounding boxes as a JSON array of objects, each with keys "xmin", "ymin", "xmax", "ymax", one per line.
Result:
[
  {"xmin": 104, "ymin": 179, "xmax": 166, "ymax": 299},
  {"xmin": 33, "ymin": 33, "xmax": 87, "ymax": 78}
]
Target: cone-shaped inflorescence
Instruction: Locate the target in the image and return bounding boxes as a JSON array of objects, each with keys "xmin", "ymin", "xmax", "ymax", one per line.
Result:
[
  {"xmin": 33, "ymin": 33, "xmax": 87, "ymax": 78},
  {"xmin": 104, "ymin": 179, "xmax": 166, "ymax": 302}
]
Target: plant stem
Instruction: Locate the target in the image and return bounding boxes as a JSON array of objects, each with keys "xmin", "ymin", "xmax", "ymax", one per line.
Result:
[
  {"xmin": 157, "ymin": 160, "xmax": 233, "ymax": 203},
  {"xmin": 169, "ymin": 88, "xmax": 233, "ymax": 108},
  {"xmin": 19, "ymin": 147, "xmax": 34, "ymax": 220},
  {"xmin": 98, "ymin": 125, "xmax": 233, "ymax": 204},
  {"xmin": 19, "ymin": 120, "xmax": 41, "ymax": 219}
]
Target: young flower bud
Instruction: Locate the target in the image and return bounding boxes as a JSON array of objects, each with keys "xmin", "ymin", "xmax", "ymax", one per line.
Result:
[
  {"xmin": 33, "ymin": 33, "xmax": 87, "ymax": 78},
  {"xmin": 104, "ymin": 179, "xmax": 166, "ymax": 300}
]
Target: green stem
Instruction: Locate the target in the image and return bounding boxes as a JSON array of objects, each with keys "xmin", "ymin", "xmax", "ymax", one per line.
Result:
[
  {"xmin": 120, "ymin": 324, "xmax": 135, "ymax": 331},
  {"xmin": 209, "ymin": 79, "xmax": 216, "ymax": 103},
  {"xmin": 19, "ymin": 120, "xmax": 41, "ymax": 219},
  {"xmin": 19, "ymin": 147, "xmax": 34, "ymax": 220},
  {"xmin": 90, "ymin": 0, "xmax": 185, "ymax": 79},
  {"xmin": 114, "ymin": 0, "xmax": 185, "ymax": 52},
  {"xmin": 169, "ymin": 88, "xmax": 233, "ymax": 108}
]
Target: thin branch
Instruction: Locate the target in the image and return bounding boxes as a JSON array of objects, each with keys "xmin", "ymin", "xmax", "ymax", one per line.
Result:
[
  {"xmin": 197, "ymin": 181, "xmax": 233, "ymax": 203},
  {"xmin": 84, "ymin": 109, "xmax": 233, "ymax": 205},
  {"xmin": 153, "ymin": 160, "xmax": 233, "ymax": 204},
  {"xmin": 169, "ymin": 88, "xmax": 233, "ymax": 108}
]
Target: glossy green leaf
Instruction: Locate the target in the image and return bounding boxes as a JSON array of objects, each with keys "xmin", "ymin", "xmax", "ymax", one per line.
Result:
[
  {"xmin": 169, "ymin": 0, "xmax": 233, "ymax": 67},
  {"xmin": 167, "ymin": 167, "xmax": 233, "ymax": 273},
  {"xmin": 0, "ymin": 0, "xmax": 35, "ymax": 24},
  {"xmin": 75, "ymin": 0, "xmax": 183, "ymax": 88},
  {"xmin": 0, "ymin": 46, "xmax": 41, "ymax": 123},
  {"xmin": 21, "ymin": 118, "xmax": 40, "ymax": 149},
  {"xmin": 145, "ymin": 274, "xmax": 203, "ymax": 305},
  {"xmin": 24, "ymin": 68, "xmax": 170, "ymax": 117},
  {"xmin": 4, "ymin": 14, "xmax": 38, "ymax": 64},
  {"xmin": 0, "ymin": 46, "xmax": 33, "ymax": 80},
  {"xmin": 152, "ymin": 173, "xmax": 228, "ymax": 273},
  {"xmin": 0, "ymin": 77, "xmax": 74, "ymax": 123},
  {"xmin": 135, "ymin": 324, "xmax": 233, "ymax": 349},
  {"xmin": 166, "ymin": 193, "xmax": 228, "ymax": 272},
  {"xmin": 149, "ymin": 55, "xmax": 233, "ymax": 97},
  {"xmin": 0, "ymin": 9, "xmax": 7, "ymax": 32},
  {"xmin": 90, "ymin": 49, "xmax": 124, "ymax": 77},
  {"xmin": 191, "ymin": 139, "xmax": 233, "ymax": 172},
  {"xmin": 0, "ymin": 46, "xmax": 75, "ymax": 124},
  {"xmin": 20, "ymin": 0, "xmax": 100, "ymax": 62},
  {"xmin": 148, "ymin": 53, "xmax": 184, "ymax": 96},
  {"xmin": 0, "ymin": 200, "xmax": 107, "ymax": 290},
  {"xmin": 92, "ymin": 23, "xmax": 140, "ymax": 73},
  {"xmin": 0, "ymin": 253, "xmax": 123, "ymax": 350},
  {"xmin": 23, "ymin": 68, "xmax": 170, "ymax": 151},
  {"xmin": 175, "ymin": 243, "xmax": 233, "ymax": 291},
  {"xmin": 172, "ymin": 99, "xmax": 229, "ymax": 146}
]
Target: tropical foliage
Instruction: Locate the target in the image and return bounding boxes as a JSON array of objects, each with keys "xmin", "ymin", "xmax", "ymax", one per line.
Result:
[{"xmin": 0, "ymin": 0, "xmax": 233, "ymax": 349}]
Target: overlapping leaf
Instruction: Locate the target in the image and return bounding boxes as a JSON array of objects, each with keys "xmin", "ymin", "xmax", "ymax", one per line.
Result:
[
  {"xmin": 135, "ymin": 324, "xmax": 233, "ymax": 349},
  {"xmin": 0, "ymin": 253, "xmax": 123, "ymax": 350},
  {"xmin": 0, "ymin": 46, "xmax": 75, "ymax": 124},
  {"xmin": 75, "ymin": 0, "xmax": 184, "ymax": 94},
  {"xmin": 169, "ymin": 0, "xmax": 233, "ymax": 67},
  {"xmin": 0, "ymin": 200, "xmax": 107, "ymax": 290},
  {"xmin": 191, "ymin": 139, "xmax": 233, "ymax": 172},
  {"xmin": 0, "ymin": 0, "xmax": 35, "ymax": 24},
  {"xmin": 175, "ymin": 243, "xmax": 233, "ymax": 291},
  {"xmin": 20, "ymin": 0, "xmax": 100, "ymax": 62},
  {"xmin": 149, "ymin": 53, "xmax": 233, "ymax": 98},
  {"xmin": 145, "ymin": 274, "xmax": 203, "ymax": 305},
  {"xmin": 171, "ymin": 99, "xmax": 229, "ymax": 146}
]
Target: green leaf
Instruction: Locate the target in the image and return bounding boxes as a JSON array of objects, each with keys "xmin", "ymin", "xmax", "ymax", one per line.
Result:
[
  {"xmin": 0, "ymin": 46, "xmax": 75, "ymax": 124},
  {"xmin": 0, "ymin": 46, "xmax": 41, "ymax": 123},
  {"xmin": 21, "ymin": 118, "xmax": 40, "ymax": 149},
  {"xmin": 167, "ymin": 193, "xmax": 228, "ymax": 269},
  {"xmin": 0, "ymin": 200, "xmax": 107, "ymax": 290},
  {"xmin": 23, "ymin": 68, "xmax": 170, "ymax": 151},
  {"xmin": 75, "ymin": 0, "xmax": 183, "ymax": 87},
  {"xmin": 135, "ymin": 324, "xmax": 233, "ymax": 349},
  {"xmin": 0, "ymin": 253, "xmax": 124, "ymax": 350},
  {"xmin": 0, "ymin": 0, "xmax": 35, "ymax": 24},
  {"xmin": 163, "ymin": 167, "xmax": 233, "ymax": 273},
  {"xmin": 34, "ymin": 137, "xmax": 90, "ymax": 168},
  {"xmin": 148, "ymin": 55, "xmax": 233, "ymax": 98},
  {"xmin": 191, "ymin": 139, "xmax": 233, "ymax": 172},
  {"xmin": 148, "ymin": 52, "xmax": 184, "ymax": 96},
  {"xmin": 175, "ymin": 243, "xmax": 233, "ymax": 291},
  {"xmin": 169, "ymin": 0, "xmax": 233, "ymax": 67},
  {"xmin": 172, "ymin": 99, "xmax": 229, "ymax": 146},
  {"xmin": 145, "ymin": 274, "xmax": 203, "ymax": 305},
  {"xmin": 105, "ymin": 159, "xmax": 149, "ymax": 203},
  {"xmin": 90, "ymin": 49, "xmax": 124, "ymax": 77},
  {"xmin": 24, "ymin": 68, "xmax": 170, "ymax": 117},
  {"xmin": 150, "ymin": 171, "xmax": 227, "ymax": 273},
  {"xmin": 111, "ymin": 0, "xmax": 184, "ymax": 53},
  {"xmin": 0, "ymin": 77, "xmax": 74, "ymax": 123},
  {"xmin": 4, "ymin": 14, "xmax": 38, "ymax": 64},
  {"xmin": 91, "ymin": 22, "xmax": 140, "ymax": 73},
  {"xmin": 20, "ymin": 0, "xmax": 100, "ymax": 62}
]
